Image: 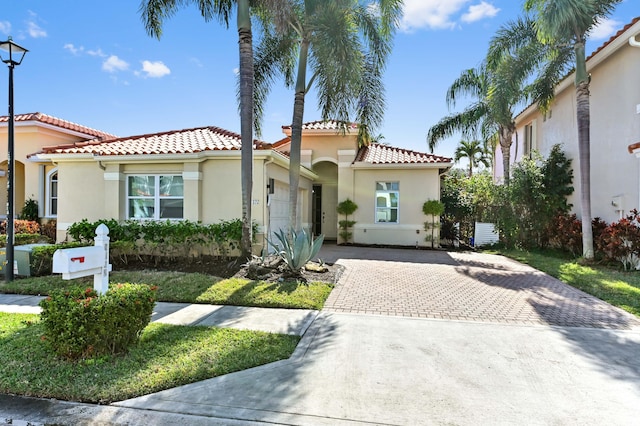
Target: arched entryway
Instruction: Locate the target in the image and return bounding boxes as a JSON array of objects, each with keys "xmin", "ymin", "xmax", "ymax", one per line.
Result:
[
  {"xmin": 311, "ymin": 161, "xmax": 338, "ymax": 240},
  {"xmin": 0, "ymin": 160, "xmax": 25, "ymax": 218}
]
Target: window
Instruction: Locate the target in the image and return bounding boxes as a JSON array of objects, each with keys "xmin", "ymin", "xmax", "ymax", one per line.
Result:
[
  {"xmin": 375, "ymin": 182, "xmax": 399, "ymax": 223},
  {"xmin": 127, "ymin": 175, "xmax": 184, "ymax": 220},
  {"xmin": 46, "ymin": 168, "xmax": 58, "ymax": 217},
  {"xmin": 524, "ymin": 123, "xmax": 534, "ymax": 158}
]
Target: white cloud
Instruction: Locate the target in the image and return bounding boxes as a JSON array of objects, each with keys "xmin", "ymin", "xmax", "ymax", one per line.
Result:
[
  {"xmin": 590, "ymin": 17, "xmax": 622, "ymax": 41},
  {"xmin": 139, "ymin": 60, "xmax": 171, "ymax": 78},
  {"xmin": 0, "ymin": 21, "xmax": 11, "ymax": 35},
  {"xmin": 87, "ymin": 48, "xmax": 106, "ymax": 57},
  {"xmin": 233, "ymin": 67, "xmax": 239, "ymax": 75},
  {"xmin": 64, "ymin": 43, "xmax": 83, "ymax": 55},
  {"xmin": 27, "ymin": 21, "xmax": 47, "ymax": 38},
  {"xmin": 461, "ymin": 2, "xmax": 500, "ymax": 23},
  {"xmin": 102, "ymin": 55, "xmax": 129, "ymax": 72},
  {"xmin": 400, "ymin": 0, "xmax": 469, "ymax": 31}
]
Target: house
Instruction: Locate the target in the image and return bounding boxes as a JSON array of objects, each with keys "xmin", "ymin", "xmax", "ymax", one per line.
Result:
[
  {"xmin": 29, "ymin": 119, "xmax": 451, "ymax": 251},
  {"xmin": 494, "ymin": 17, "xmax": 640, "ymax": 224},
  {"xmin": 0, "ymin": 112, "xmax": 115, "ymax": 221}
]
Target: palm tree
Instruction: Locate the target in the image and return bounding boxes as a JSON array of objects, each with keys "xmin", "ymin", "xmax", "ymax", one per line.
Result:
[
  {"xmin": 524, "ymin": 0, "xmax": 622, "ymax": 260},
  {"xmin": 252, "ymin": 0, "xmax": 402, "ymax": 230},
  {"xmin": 454, "ymin": 140, "xmax": 491, "ymax": 177},
  {"xmin": 429, "ymin": 16, "xmax": 567, "ymax": 186},
  {"xmin": 427, "ymin": 65, "xmax": 517, "ymax": 183},
  {"xmin": 140, "ymin": 0, "xmax": 279, "ymax": 260}
]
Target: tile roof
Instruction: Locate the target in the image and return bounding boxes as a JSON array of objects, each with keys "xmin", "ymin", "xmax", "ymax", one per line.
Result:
[
  {"xmin": 0, "ymin": 112, "xmax": 117, "ymax": 140},
  {"xmin": 38, "ymin": 126, "xmax": 269, "ymax": 156},
  {"xmin": 282, "ymin": 120, "xmax": 358, "ymax": 131},
  {"xmin": 587, "ymin": 16, "xmax": 640, "ymax": 61},
  {"xmin": 355, "ymin": 144, "xmax": 452, "ymax": 165}
]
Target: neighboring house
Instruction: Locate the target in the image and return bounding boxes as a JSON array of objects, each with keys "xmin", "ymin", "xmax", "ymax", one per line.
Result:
[
  {"xmin": 30, "ymin": 119, "xmax": 452, "ymax": 251},
  {"xmin": 0, "ymin": 112, "xmax": 115, "ymax": 221},
  {"xmin": 495, "ymin": 17, "xmax": 640, "ymax": 224}
]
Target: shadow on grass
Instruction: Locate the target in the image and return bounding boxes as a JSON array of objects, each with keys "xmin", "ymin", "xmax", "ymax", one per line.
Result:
[
  {"xmin": 113, "ymin": 312, "xmax": 341, "ymax": 423},
  {"xmin": 0, "ymin": 312, "xmax": 300, "ymax": 405}
]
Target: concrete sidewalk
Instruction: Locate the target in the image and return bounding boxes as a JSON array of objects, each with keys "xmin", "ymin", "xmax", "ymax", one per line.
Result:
[{"xmin": 0, "ymin": 293, "xmax": 317, "ymax": 336}]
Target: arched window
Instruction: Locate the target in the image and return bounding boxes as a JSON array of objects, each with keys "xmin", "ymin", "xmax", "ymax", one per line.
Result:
[{"xmin": 46, "ymin": 168, "xmax": 58, "ymax": 217}]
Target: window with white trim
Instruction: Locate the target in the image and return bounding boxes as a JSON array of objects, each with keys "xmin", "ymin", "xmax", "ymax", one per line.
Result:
[
  {"xmin": 524, "ymin": 123, "xmax": 534, "ymax": 158},
  {"xmin": 375, "ymin": 181, "xmax": 399, "ymax": 223},
  {"xmin": 46, "ymin": 168, "xmax": 58, "ymax": 217},
  {"xmin": 127, "ymin": 175, "xmax": 184, "ymax": 220}
]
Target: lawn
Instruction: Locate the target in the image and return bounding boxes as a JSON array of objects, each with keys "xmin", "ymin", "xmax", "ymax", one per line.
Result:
[
  {"xmin": 0, "ymin": 270, "xmax": 334, "ymax": 310},
  {"xmin": 492, "ymin": 248, "xmax": 640, "ymax": 317},
  {"xmin": 0, "ymin": 312, "xmax": 299, "ymax": 404}
]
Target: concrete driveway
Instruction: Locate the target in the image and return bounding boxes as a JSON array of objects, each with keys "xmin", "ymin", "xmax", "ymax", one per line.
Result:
[
  {"xmin": 113, "ymin": 246, "xmax": 640, "ymax": 425},
  {"xmin": 3, "ymin": 245, "xmax": 640, "ymax": 425}
]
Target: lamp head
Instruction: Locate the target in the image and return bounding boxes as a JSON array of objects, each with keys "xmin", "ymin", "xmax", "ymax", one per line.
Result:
[{"xmin": 0, "ymin": 37, "xmax": 28, "ymax": 66}]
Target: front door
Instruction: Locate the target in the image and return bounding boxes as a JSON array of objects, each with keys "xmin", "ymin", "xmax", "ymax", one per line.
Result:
[{"xmin": 312, "ymin": 184, "xmax": 337, "ymax": 240}]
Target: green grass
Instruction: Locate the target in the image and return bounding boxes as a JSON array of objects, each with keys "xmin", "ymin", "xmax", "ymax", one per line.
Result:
[
  {"xmin": 491, "ymin": 248, "xmax": 640, "ymax": 317},
  {"xmin": 0, "ymin": 270, "xmax": 333, "ymax": 310},
  {"xmin": 0, "ymin": 312, "xmax": 299, "ymax": 404}
]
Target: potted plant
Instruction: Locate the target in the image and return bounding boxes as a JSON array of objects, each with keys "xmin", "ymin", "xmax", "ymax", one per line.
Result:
[
  {"xmin": 336, "ymin": 198, "xmax": 358, "ymax": 244},
  {"xmin": 422, "ymin": 199, "xmax": 445, "ymax": 248}
]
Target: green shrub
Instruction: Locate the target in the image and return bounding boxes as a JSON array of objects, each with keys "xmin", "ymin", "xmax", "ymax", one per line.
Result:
[
  {"xmin": 66, "ymin": 218, "xmax": 252, "ymax": 259},
  {"xmin": 336, "ymin": 199, "xmax": 358, "ymax": 244},
  {"xmin": 39, "ymin": 283, "xmax": 157, "ymax": 359},
  {"xmin": 19, "ymin": 198, "xmax": 39, "ymax": 222},
  {"xmin": 30, "ymin": 242, "xmax": 90, "ymax": 276},
  {"xmin": 0, "ymin": 233, "xmax": 51, "ymax": 247}
]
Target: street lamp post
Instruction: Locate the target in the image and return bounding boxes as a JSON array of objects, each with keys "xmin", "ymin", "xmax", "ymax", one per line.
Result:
[{"xmin": 0, "ymin": 37, "xmax": 28, "ymax": 282}]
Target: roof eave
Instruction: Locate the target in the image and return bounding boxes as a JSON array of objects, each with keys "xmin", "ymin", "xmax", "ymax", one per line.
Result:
[{"xmin": 351, "ymin": 161, "xmax": 453, "ymax": 169}]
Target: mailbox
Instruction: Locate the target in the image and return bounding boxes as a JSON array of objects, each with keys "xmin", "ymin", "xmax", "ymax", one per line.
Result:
[{"xmin": 53, "ymin": 246, "xmax": 108, "ymax": 280}]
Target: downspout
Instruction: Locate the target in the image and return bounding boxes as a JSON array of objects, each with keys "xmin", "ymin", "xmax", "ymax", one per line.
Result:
[
  {"xmin": 630, "ymin": 34, "xmax": 640, "ymax": 48},
  {"xmin": 263, "ymin": 157, "xmax": 275, "ymax": 254}
]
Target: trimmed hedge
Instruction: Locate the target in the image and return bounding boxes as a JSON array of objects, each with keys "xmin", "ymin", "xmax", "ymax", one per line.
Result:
[
  {"xmin": 39, "ymin": 283, "xmax": 157, "ymax": 359},
  {"xmin": 67, "ymin": 218, "xmax": 255, "ymax": 259}
]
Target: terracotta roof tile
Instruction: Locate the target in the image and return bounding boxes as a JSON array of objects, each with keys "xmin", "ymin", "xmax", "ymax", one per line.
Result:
[
  {"xmin": 282, "ymin": 120, "xmax": 358, "ymax": 131},
  {"xmin": 628, "ymin": 142, "xmax": 640, "ymax": 154},
  {"xmin": 39, "ymin": 126, "xmax": 268, "ymax": 156},
  {"xmin": 355, "ymin": 144, "xmax": 452, "ymax": 165},
  {"xmin": 0, "ymin": 112, "xmax": 117, "ymax": 139},
  {"xmin": 587, "ymin": 16, "xmax": 640, "ymax": 61}
]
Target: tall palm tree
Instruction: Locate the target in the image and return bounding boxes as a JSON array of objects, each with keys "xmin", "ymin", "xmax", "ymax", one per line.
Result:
[
  {"xmin": 140, "ymin": 0, "xmax": 279, "ymax": 260},
  {"xmin": 426, "ymin": 65, "xmax": 521, "ymax": 183},
  {"xmin": 428, "ymin": 15, "xmax": 570, "ymax": 186},
  {"xmin": 524, "ymin": 0, "xmax": 622, "ymax": 260},
  {"xmin": 252, "ymin": 0, "xmax": 402, "ymax": 231},
  {"xmin": 454, "ymin": 140, "xmax": 491, "ymax": 177}
]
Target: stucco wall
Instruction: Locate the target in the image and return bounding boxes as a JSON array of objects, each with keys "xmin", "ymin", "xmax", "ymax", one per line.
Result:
[
  {"xmin": 499, "ymin": 32, "xmax": 640, "ymax": 225},
  {"xmin": 350, "ymin": 167, "xmax": 442, "ymax": 247}
]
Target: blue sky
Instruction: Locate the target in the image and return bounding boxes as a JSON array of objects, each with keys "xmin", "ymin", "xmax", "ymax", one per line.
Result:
[{"xmin": 1, "ymin": 0, "xmax": 637, "ymax": 161}]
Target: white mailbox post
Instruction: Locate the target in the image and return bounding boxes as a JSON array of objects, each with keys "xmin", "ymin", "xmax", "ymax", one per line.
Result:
[{"xmin": 53, "ymin": 224, "xmax": 112, "ymax": 294}]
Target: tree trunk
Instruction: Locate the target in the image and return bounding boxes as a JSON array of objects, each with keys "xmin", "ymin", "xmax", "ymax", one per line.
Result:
[
  {"xmin": 288, "ymin": 39, "xmax": 310, "ymax": 232},
  {"xmin": 499, "ymin": 126, "xmax": 514, "ymax": 186},
  {"xmin": 575, "ymin": 40, "xmax": 593, "ymax": 259},
  {"xmin": 238, "ymin": 0, "xmax": 254, "ymax": 261}
]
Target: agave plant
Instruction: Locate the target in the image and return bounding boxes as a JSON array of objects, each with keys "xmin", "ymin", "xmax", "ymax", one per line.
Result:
[{"xmin": 271, "ymin": 228, "xmax": 324, "ymax": 273}]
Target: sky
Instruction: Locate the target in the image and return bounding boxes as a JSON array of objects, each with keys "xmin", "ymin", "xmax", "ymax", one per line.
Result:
[{"xmin": 1, "ymin": 0, "xmax": 638, "ymax": 162}]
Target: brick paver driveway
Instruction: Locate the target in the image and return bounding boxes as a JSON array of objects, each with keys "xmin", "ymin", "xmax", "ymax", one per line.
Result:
[{"xmin": 319, "ymin": 245, "xmax": 640, "ymax": 329}]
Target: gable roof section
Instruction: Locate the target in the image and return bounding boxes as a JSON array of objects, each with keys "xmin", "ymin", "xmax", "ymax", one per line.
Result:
[
  {"xmin": 515, "ymin": 16, "xmax": 640, "ymax": 122},
  {"xmin": 587, "ymin": 16, "xmax": 640, "ymax": 61},
  {"xmin": 37, "ymin": 126, "xmax": 270, "ymax": 157},
  {"xmin": 0, "ymin": 112, "xmax": 116, "ymax": 140},
  {"xmin": 354, "ymin": 144, "xmax": 452, "ymax": 165}
]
